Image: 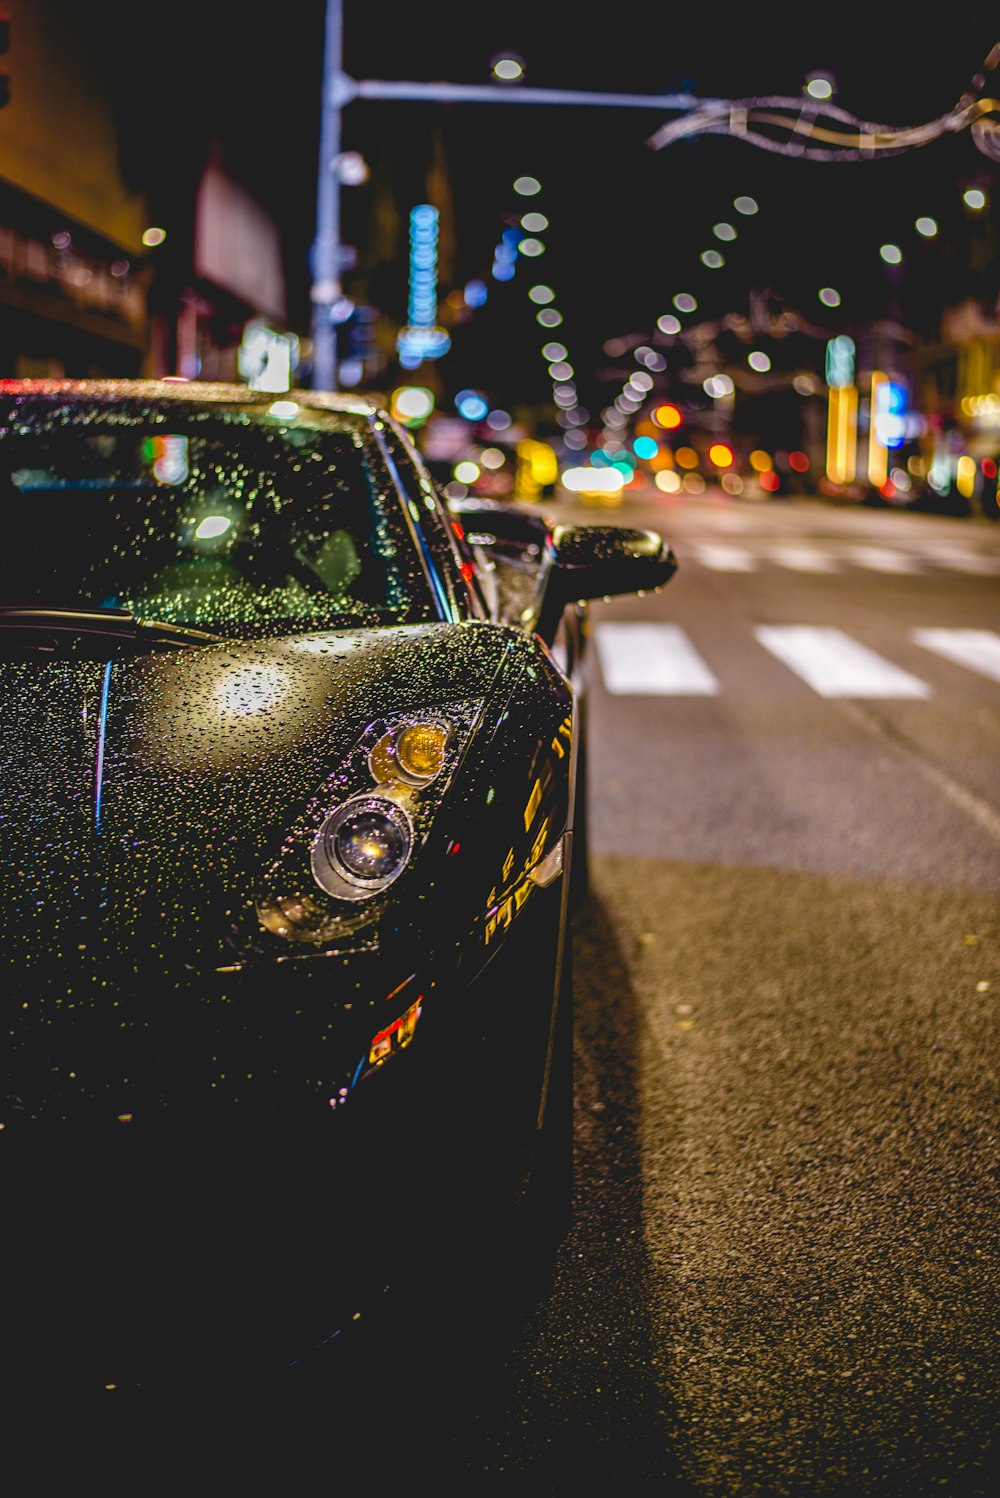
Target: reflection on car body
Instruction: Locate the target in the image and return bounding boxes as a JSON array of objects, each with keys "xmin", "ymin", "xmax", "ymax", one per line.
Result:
[{"xmin": 0, "ymin": 379, "xmax": 677, "ymax": 1390}]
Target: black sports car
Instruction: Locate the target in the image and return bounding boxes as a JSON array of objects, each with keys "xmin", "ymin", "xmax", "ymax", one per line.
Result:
[{"xmin": 0, "ymin": 379, "xmax": 676, "ymax": 1392}]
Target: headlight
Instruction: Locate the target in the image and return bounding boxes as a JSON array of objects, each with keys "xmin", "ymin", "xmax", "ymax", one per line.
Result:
[
  {"xmin": 311, "ymin": 794, "xmax": 413, "ymax": 899},
  {"xmin": 251, "ymin": 698, "xmax": 484, "ymax": 948},
  {"xmin": 369, "ymin": 718, "xmax": 452, "ymax": 786}
]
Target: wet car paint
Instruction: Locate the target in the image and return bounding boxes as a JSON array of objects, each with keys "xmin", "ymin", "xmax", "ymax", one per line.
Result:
[{"xmin": 0, "ymin": 380, "xmax": 677, "ymax": 1388}]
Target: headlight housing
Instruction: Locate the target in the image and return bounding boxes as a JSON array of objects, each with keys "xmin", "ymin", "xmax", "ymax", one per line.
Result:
[{"xmin": 253, "ymin": 699, "xmax": 483, "ymax": 947}]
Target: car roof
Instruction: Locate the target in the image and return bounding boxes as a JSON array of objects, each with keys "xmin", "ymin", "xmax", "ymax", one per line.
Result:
[{"xmin": 0, "ymin": 378, "xmax": 389, "ymax": 422}]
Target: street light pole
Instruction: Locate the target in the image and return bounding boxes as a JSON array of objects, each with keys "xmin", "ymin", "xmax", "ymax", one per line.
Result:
[{"xmin": 310, "ymin": 0, "xmax": 344, "ymax": 391}]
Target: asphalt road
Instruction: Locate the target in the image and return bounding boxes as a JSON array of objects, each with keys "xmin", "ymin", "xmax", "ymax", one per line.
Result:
[{"xmin": 350, "ymin": 493, "xmax": 998, "ymax": 1495}]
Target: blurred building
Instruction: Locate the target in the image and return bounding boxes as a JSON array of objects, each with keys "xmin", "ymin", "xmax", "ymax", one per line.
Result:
[{"xmin": 0, "ymin": 0, "xmax": 290, "ymax": 382}]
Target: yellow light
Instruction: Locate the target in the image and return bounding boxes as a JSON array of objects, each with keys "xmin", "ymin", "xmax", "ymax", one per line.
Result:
[
  {"xmin": 653, "ymin": 402, "xmax": 683, "ymax": 430},
  {"xmin": 518, "ymin": 438, "xmax": 558, "ymax": 485},
  {"xmin": 956, "ymin": 455, "xmax": 977, "ymax": 500},
  {"xmin": 867, "ymin": 372, "xmax": 889, "ymax": 488},
  {"xmin": 708, "ymin": 442, "xmax": 734, "ymax": 468},
  {"xmin": 827, "ymin": 385, "xmax": 858, "ymax": 485},
  {"xmin": 675, "ymin": 446, "xmax": 699, "ymax": 469},
  {"xmin": 749, "ymin": 449, "xmax": 772, "ymax": 472},
  {"xmin": 396, "ymin": 722, "xmax": 449, "ymax": 780}
]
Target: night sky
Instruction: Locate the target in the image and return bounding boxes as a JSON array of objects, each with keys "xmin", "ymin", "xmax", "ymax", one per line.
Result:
[{"xmin": 89, "ymin": 2, "xmax": 999, "ymax": 419}]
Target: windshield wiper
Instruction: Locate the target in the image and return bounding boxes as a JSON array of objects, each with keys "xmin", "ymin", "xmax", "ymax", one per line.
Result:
[{"xmin": 0, "ymin": 607, "xmax": 224, "ymax": 649}]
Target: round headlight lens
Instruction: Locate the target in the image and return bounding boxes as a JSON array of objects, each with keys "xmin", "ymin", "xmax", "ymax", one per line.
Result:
[
  {"xmin": 312, "ymin": 796, "xmax": 413, "ymax": 899},
  {"xmin": 334, "ymin": 805, "xmax": 410, "ymax": 881}
]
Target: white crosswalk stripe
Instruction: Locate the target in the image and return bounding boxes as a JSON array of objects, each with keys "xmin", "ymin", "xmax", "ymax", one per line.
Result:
[
  {"xmin": 676, "ymin": 543, "xmax": 1000, "ymax": 576},
  {"xmin": 594, "ymin": 623, "xmax": 1000, "ymax": 699},
  {"xmin": 842, "ymin": 545, "xmax": 922, "ymax": 574},
  {"xmin": 754, "ymin": 626, "xmax": 931, "ymax": 697},
  {"xmin": 912, "ymin": 628, "xmax": 1000, "ymax": 683},
  {"xmin": 687, "ymin": 543, "xmax": 757, "ymax": 571},
  {"xmin": 594, "ymin": 622, "xmax": 719, "ymax": 695},
  {"xmin": 910, "ymin": 546, "xmax": 1000, "ymax": 575},
  {"xmin": 766, "ymin": 546, "xmax": 839, "ymax": 573}
]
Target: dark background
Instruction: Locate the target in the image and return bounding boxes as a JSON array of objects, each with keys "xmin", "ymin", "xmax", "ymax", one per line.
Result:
[{"xmin": 88, "ymin": 3, "xmax": 1000, "ymax": 416}]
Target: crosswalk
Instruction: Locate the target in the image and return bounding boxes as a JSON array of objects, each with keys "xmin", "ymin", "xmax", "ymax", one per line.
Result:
[
  {"xmin": 678, "ymin": 542, "xmax": 1000, "ymax": 576},
  {"xmin": 593, "ymin": 624, "xmax": 1000, "ymax": 699}
]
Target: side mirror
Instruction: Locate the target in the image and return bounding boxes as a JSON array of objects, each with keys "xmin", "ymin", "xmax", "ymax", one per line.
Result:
[
  {"xmin": 532, "ymin": 524, "xmax": 678, "ymax": 640},
  {"xmin": 551, "ymin": 524, "xmax": 677, "ymax": 594}
]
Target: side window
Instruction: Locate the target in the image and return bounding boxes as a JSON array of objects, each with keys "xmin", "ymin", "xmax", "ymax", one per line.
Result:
[{"xmin": 381, "ymin": 426, "xmax": 490, "ymax": 619}]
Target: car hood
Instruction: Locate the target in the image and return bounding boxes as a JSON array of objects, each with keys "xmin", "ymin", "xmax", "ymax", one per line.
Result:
[{"xmin": 1, "ymin": 621, "xmax": 517, "ymax": 968}]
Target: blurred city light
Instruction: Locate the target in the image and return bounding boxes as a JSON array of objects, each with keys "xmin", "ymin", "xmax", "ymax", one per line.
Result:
[
  {"xmin": 513, "ymin": 176, "xmax": 541, "ymax": 196},
  {"xmin": 562, "ymin": 466, "xmax": 624, "ymax": 494},
  {"xmin": 456, "ymin": 389, "xmax": 489, "ymax": 420},
  {"xmin": 336, "ymin": 151, "xmax": 369, "ymax": 185},
  {"xmin": 805, "ymin": 73, "xmax": 835, "ymax": 100},
  {"xmin": 491, "ymin": 55, "xmax": 525, "ymax": 82},
  {"xmin": 391, "ymin": 386, "xmax": 435, "ymax": 426},
  {"xmin": 653, "ymin": 402, "xmax": 683, "ymax": 429}
]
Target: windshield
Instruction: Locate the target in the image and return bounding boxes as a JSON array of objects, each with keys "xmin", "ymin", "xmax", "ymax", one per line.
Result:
[{"xmin": 0, "ymin": 398, "xmax": 436, "ymax": 637}]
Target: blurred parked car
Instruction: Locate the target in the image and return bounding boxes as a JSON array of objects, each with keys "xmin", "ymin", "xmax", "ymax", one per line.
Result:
[{"xmin": 0, "ymin": 378, "xmax": 677, "ymax": 1390}]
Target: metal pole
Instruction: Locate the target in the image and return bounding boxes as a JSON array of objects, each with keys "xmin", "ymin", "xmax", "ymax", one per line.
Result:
[{"xmin": 310, "ymin": 0, "xmax": 343, "ymax": 390}]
